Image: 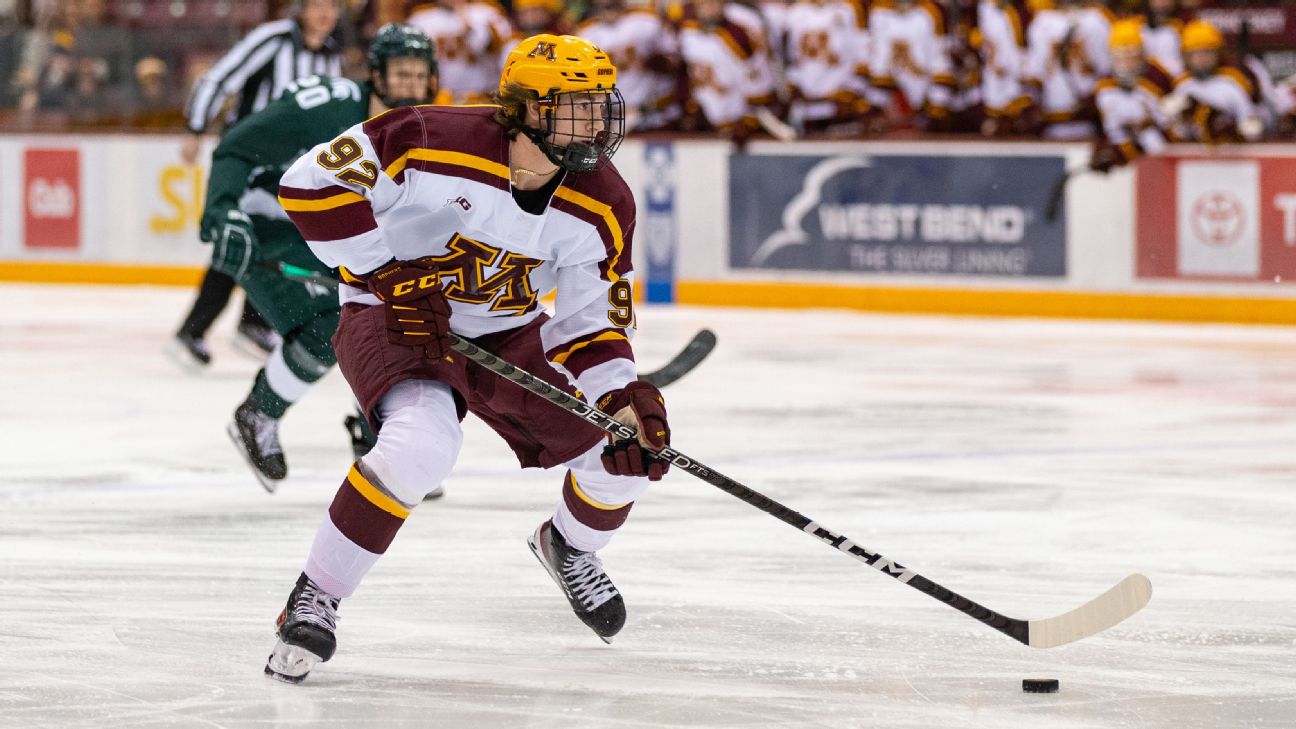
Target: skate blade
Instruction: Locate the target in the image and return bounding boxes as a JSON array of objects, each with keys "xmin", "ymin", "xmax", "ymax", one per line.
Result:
[
  {"xmin": 226, "ymin": 423, "xmax": 281, "ymax": 494},
  {"xmin": 264, "ymin": 641, "xmax": 323, "ymax": 684},
  {"xmin": 232, "ymin": 331, "xmax": 277, "ymax": 360},
  {"xmin": 162, "ymin": 339, "xmax": 208, "ymax": 374},
  {"xmin": 527, "ymin": 533, "xmax": 614, "ymax": 645}
]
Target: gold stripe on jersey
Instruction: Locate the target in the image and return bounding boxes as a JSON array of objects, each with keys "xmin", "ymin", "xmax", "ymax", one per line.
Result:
[
  {"xmin": 384, "ymin": 148, "xmax": 511, "ymax": 184},
  {"xmin": 553, "ymin": 185, "xmax": 627, "ymax": 279},
  {"xmin": 1006, "ymin": 5, "xmax": 1025, "ymax": 46},
  {"xmin": 918, "ymin": 0, "xmax": 945, "ymax": 35},
  {"xmin": 716, "ymin": 28, "xmax": 751, "ymax": 61},
  {"xmin": 347, "ymin": 465, "xmax": 411, "ymax": 519},
  {"xmin": 551, "ymin": 330, "xmax": 629, "ymax": 366},
  {"xmin": 278, "ymin": 190, "xmax": 366, "ymax": 212},
  {"xmin": 1138, "ymin": 78, "xmax": 1167, "ymax": 98}
]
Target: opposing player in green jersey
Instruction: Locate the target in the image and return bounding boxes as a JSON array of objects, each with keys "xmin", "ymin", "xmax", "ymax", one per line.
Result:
[{"xmin": 204, "ymin": 24, "xmax": 440, "ymax": 492}]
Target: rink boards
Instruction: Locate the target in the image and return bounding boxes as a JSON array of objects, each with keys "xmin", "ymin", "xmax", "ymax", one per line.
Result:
[{"xmin": 1, "ymin": 134, "xmax": 1295, "ymax": 322}]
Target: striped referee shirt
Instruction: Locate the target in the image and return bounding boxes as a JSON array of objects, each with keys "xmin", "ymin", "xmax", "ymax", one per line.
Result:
[{"xmin": 185, "ymin": 18, "xmax": 343, "ymax": 135}]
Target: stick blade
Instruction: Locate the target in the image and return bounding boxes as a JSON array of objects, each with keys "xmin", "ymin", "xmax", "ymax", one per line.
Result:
[
  {"xmin": 1027, "ymin": 573, "xmax": 1152, "ymax": 649},
  {"xmin": 638, "ymin": 329, "xmax": 718, "ymax": 388}
]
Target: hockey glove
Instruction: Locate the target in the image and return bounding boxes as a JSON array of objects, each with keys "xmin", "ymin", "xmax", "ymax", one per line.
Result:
[
  {"xmin": 597, "ymin": 381, "xmax": 670, "ymax": 481},
  {"xmin": 202, "ymin": 209, "xmax": 257, "ymax": 280},
  {"xmin": 367, "ymin": 257, "xmax": 453, "ymax": 360}
]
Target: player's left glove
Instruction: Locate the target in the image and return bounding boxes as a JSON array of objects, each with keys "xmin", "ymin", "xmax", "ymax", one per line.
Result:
[
  {"xmin": 597, "ymin": 381, "xmax": 670, "ymax": 481},
  {"xmin": 201, "ymin": 209, "xmax": 257, "ymax": 280}
]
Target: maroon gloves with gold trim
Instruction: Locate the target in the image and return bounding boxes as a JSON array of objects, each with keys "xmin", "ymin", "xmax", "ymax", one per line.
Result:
[
  {"xmin": 367, "ymin": 257, "xmax": 452, "ymax": 360},
  {"xmin": 598, "ymin": 381, "xmax": 670, "ymax": 481}
]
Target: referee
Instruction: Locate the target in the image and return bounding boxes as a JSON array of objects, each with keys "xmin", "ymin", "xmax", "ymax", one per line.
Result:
[{"xmin": 169, "ymin": 0, "xmax": 344, "ymax": 369}]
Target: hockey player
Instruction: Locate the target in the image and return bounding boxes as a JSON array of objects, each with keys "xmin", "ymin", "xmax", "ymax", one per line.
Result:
[
  {"xmin": 1022, "ymin": 0, "xmax": 1112, "ymax": 139},
  {"xmin": 577, "ymin": 0, "xmax": 683, "ymax": 132},
  {"xmin": 406, "ymin": 0, "xmax": 514, "ymax": 104},
  {"xmin": 267, "ymin": 34, "xmax": 671, "ymax": 683},
  {"xmin": 168, "ymin": 0, "xmax": 346, "ymax": 369},
  {"xmin": 781, "ymin": 0, "xmax": 873, "ymax": 134},
  {"xmin": 678, "ymin": 0, "xmax": 779, "ymax": 135},
  {"xmin": 207, "ymin": 24, "xmax": 440, "ymax": 491},
  {"xmin": 1164, "ymin": 20, "xmax": 1266, "ymax": 144},
  {"xmin": 1138, "ymin": 0, "xmax": 1183, "ymax": 77},
  {"xmin": 977, "ymin": 0, "xmax": 1034, "ymax": 134},
  {"xmin": 868, "ymin": 0, "xmax": 957, "ymax": 130},
  {"xmin": 1088, "ymin": 18, "xmax": 1174, "ymax": 173}
]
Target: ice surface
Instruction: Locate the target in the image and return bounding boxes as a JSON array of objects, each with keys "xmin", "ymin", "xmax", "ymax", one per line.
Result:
[{"xmin": 1, "ymin": 283, "xmax": 1294, "ymax": 728}]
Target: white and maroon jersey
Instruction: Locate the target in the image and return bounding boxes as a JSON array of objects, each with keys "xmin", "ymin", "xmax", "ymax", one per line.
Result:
[
  {"xmin": 1140, "ymin": 18, "xmax": 1182, "ymax": 78},
  {"xmin": 1244, "ymin": 54, "xmax": 1296, "ymax": 120},
  {"xmin": 725, "ymin": 2, "xmax": 780, "ymax": 103},
  {"xmin": 1023, "ymin": 5, "xmax": 1110, "ymax": 137},
  {"xmin": 977, "ymin": 0, "xmax": 1029, "ymax": 115},
  {"xmin": 868, "ymin": 0, "xmax": 954, "ymax": 113},
  {"xmin": 1171, "ymin": 65, "xmax": 1267, "ymax": 141},
  {"xmin": 783, "ymin": 0, "xmax": 869, "ymax": 107},
  {"xmin": 1094, "ymin": 63, "xmax": 1174, "ymax": 160},
  {"xmin": 679, "ymin": 13, "xmax": 775, "ymax": 126},
  {"xmin": 576, "ymin": 8, "xmax": 680, "ymax": 129},
  {"xmin": 406, "ymin": 1, "xmax": 513, "ymax": 103},
  {"xmin": 278, "ymin": 106, "xmax": 638, "ymax": 401}
]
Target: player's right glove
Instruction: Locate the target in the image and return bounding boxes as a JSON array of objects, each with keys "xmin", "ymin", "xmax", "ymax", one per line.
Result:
[
  {"xmin": 201, "ymin": 209, "xmax": 257, "ymax": 280},
  {"xmin": 366, "ymin": 257, "xmax": 453, "ymax": 360},
  {"xmin": 598, "ymin": 381, "xmax": 671, "ymax": 481}
]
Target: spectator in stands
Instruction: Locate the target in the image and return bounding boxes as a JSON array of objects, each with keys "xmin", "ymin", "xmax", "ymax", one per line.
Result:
[
  {"xmin": 1023, "ymin": 0, "xmax": 1111, "ymax": 139},
  {"xmin": 0, "ymin": 2, "xmax": 22, "ymax": 109},
  {"xmin": 977, "ymin": 0, "xmax": 1035, "ymax": 135},
  {"xmin": 576, "ymin": 0, "xmax": 682, "ymax": 132},
  {"xmin": 405, "ymin": 0, "xmax": 513, "ymax": 104},
  {"xmin": 868, "ymin": 0, "xmax": 956, "ymax": 131},
  {"xmin": 125, "ymin": 55, "xmax": 186, "ymax": 128},
  {"xmin": 167, "ymin": 0, "xmax": 345, "ymax": 370},
  {"xmin": 1138, "ymin": 0, "xmax": 1184, "ymax": 77},
  {"xmin": 512, "ymin": 0, "xmax": 572, "ymax": 36},
  {"xmin": 780, "ymin": 0, "xmax": 873, "ymax": 136},
  {"xmin": 678, "ymin": 0, "xmax": 778, "ymax": 139}
]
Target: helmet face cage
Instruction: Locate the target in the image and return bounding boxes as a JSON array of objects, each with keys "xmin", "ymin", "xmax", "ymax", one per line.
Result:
[{"xmin": 531, "ymin": 87, "xmax": 626, "ymax": 173}]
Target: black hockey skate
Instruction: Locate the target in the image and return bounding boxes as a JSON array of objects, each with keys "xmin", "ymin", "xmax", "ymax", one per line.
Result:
[
  {"xmin": 527, "ymin": 520, "xmax": 625, "ymax": 643},
  {"xmin": 265, "ymin": 573, "xmax": 340, "ymax": 684},
  {"xmin": 228, "ymin": 398, "xmax": 287, "ymax": 492},
  {"xmin": 234, "ymin": 320, "xmax": 279, "ymax": 358},
  {"xmin": 164, "ymin": 332, "xmax": 211, "ymax": 371}
]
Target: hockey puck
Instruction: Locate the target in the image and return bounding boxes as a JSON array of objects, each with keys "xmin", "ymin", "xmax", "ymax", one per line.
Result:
[{"xmin": 1022, "ymin": 679, "xmax": 1060, "ymax": 693}]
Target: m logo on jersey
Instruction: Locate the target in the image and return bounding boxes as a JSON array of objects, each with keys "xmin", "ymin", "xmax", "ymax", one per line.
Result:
[
  {"xmin": 528, "ymin": 41, "xmax": 557, "ymax": 61},
  {"xmin": 433, "ymin": 234, "xmax": 542, "ymax": 313},
  {"xmin": 447, "ymin": 196, "xmax": 472, "ymax": 211}
]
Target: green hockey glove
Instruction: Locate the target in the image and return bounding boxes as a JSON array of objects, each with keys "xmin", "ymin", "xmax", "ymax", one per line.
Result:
[{"xmin": 202, "ymin": 209, "xmax": 258, "ymax": 280}]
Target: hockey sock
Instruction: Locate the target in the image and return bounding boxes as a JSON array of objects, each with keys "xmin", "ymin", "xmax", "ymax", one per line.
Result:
[
  {"xmin": 304, "ymin": 462, "xmax": 416, "ymax": 598},
  {"xmin": 255, "ymin": 335, "xmax": 335, "ymax": 418},
  {"xmin": 554, "ymin": 470, "xmax": 634, "ymax": 552}
]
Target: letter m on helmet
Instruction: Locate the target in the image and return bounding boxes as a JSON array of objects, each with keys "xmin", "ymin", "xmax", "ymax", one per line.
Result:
[{"xmin": 528, "ymin": 41, "xmax": 557, "ymax": 61}]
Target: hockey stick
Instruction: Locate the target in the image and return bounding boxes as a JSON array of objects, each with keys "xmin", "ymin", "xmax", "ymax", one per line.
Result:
[
  {"xmin": 1044, "ymin": 166, "xmax": 1081, "ymax": 222},
  {"xmin": 638, "ymin": 329, "xmax": 716, "ymax": 388},
  {"xmin": 449, "ymin": 333, "xmax": 1153, "ymax": 648},
  {"xmin": 271, "ymin": 263, "xmax": 717, "ymax": 387},
  {"xmin": 755, "ymin": 107, "xmax": 798, "ymax": 142}
]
